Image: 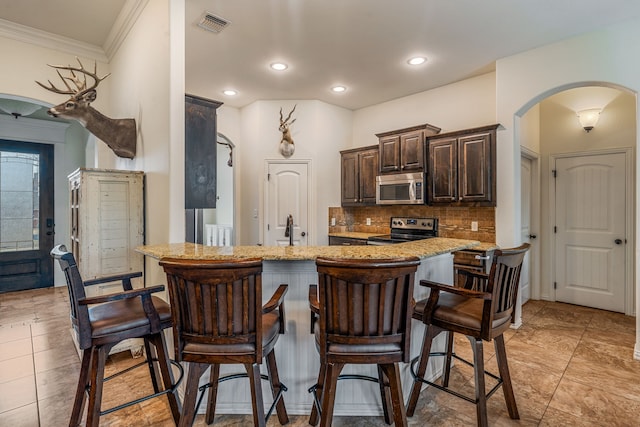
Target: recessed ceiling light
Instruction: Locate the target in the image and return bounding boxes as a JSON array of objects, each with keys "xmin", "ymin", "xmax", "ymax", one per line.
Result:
[
  {"xmin": 407, "ymin": 56, "xmax": 427, "ymax": 66},
  {"xmin": 331, "ymin": 86, "xmax": 347, "ymax": 93},
  {"xmin": 270, "ymin": 62, "xmax": 288, "ymax": 71},
  {"xmin": 223, "ymin": 89, "xmax": 237, "ymax": 96}
]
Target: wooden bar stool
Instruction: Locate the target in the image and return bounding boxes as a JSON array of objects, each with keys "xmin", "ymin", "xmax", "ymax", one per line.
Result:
[
  {"xmin": 406, "ymin": 244, "xmax": 530, "ymax": 427},
  {"xmin": 308, "ymin": 256, "xmax": 420, "ymax": 427},
  {"xmin": 50, "ymin": 245, "xmax": 182, "ymax": 427},
  {"xmin": 160, "ymin": 257, "xmax": 289, "ymax": 427}
]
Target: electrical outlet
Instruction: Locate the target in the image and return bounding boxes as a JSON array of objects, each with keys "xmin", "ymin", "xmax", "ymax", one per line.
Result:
[
  {"xmin": 471, "ymin": 221, "xmax": 478, "ymax": 232},
  {"xmin": 331, "ymin": 217, "xmax": 336, "ymax": 226},
  {"xmin": 366, "ymin": 218, "xmax": 371, "ymax": 226}
]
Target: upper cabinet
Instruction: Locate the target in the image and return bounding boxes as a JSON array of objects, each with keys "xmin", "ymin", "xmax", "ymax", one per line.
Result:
[
  {"xmin": 427, "ymin": 124, "xmax": 499, "ymax": 206},
  {"xmin": 376, "ymin": 124, "xmax": 441, "ymax": 174},
  {"xmin": 341, "ymin": 145, "xmax": 379, "ymax": 206}
]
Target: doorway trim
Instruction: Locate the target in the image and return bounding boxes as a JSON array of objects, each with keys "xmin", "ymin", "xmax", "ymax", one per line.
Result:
[
  {"xmin": 549, "ymin": 147, "xmax": 635, "ymax": 315},
  {"xmin": 521, "ymin": 146, "xmax": 541, "ymax": 300}
]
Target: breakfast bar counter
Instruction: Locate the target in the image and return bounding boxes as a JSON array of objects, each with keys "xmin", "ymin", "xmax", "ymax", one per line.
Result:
[{"xmin": 137, "ymin": 238, "xmax": 479, "ymax": 416}]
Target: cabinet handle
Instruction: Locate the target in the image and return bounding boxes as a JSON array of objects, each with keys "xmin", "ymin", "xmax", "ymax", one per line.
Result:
[
  {"xmin": 451, "ymin": 196, "xmax": 456, "ymax": 201},
  {"xmin": 475, "ymin": 255, "xmax": 491, "ymax": 260}
]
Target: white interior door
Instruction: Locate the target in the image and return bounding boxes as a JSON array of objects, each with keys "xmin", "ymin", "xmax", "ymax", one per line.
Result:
[
  {"xmin": 554, "ymin": 152, "xmax": 627, "ymax": 312},
  {"xmin": 520, "ymin": 156, "xmax": 533, "ymax": 302},
  {"xmin": 265, "ymin": 161, "xmax": 309, "ymax": 246}
]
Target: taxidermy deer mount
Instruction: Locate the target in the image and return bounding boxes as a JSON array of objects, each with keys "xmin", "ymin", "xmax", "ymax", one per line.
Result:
[
  {"xmin": 36, "ymin": 58, "xmax": 137, "ymax": 159},
  {"xmin": 279, "ymin": 105, "xmax": 296, "ymax": 158}
]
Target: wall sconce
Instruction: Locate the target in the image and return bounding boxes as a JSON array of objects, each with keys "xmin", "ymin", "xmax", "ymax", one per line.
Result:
[{"xmin": 576, "ymin": 108, "xmax": 601, "ymax": 133}]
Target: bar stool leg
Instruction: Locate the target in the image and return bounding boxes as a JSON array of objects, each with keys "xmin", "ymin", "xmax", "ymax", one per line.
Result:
[
  {"xmin": 265, "ymin": 349, "xmax": 289, "ymax": 424},
  {"xmin": 205, "ymin": 364, "xmax": 220, "ymax": 424},
  {"xmin": 309, "ymin": 362, "xmax": 327, "ymax": 426},
  {"xmin": 406, "ymin": 325, "xmax": 441, "ymax": 416},
  {"xmin": 319, "ymin": 362, "xmax": 344, "ymax": 427}
]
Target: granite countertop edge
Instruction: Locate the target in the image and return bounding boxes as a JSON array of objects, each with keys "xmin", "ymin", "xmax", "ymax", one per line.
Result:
[{"xmin": 136, "ymin": 237, "xmax": 481, "ymax": 261}]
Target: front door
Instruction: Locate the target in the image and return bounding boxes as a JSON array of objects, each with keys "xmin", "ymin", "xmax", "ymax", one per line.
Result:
[
  {"xmin": 264, "ymin": 161, "xmax": 309, "ymax": 246},
  {"xmin": 0, "ymin": 140, "xmax": 55, "ymax": 292},
  {"xmin": 554, "ymin": 152, "xmax": 627, "ymax": 312}
]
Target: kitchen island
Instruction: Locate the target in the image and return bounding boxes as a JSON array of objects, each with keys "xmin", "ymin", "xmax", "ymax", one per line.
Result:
[{"xmin": 137, "ymin": 237, "xmax": 479, "ymax": 416}]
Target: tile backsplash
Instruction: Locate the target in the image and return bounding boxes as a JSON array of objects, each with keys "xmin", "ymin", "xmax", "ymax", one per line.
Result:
[{"xmin": 328, "ymin": 205, "xmax": 495, "ymax": 242}]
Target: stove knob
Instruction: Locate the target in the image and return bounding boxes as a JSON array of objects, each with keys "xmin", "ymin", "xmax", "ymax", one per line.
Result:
[{"xmin": 421, "ymin": 222, "xmax": 426, "ymax": 226}]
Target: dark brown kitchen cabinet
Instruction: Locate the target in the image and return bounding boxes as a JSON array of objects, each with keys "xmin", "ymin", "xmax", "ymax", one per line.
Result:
[
  {"xmin": 427, "ymin": 124, "xmax": 499, "ymax": 206},
  {"xmin": 376, "ymin": 124, "xmax": 441, "ymax": 174},
  {"xmin": 341, "ymin": 145, "xmax": 379, "ymax": 206}
]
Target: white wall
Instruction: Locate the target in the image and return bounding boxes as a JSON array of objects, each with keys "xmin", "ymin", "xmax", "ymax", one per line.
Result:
[
  {"xmin": 352, "ymin": 72, "xmax": 497, "ymax": 148},
  {"xmin": 106, "ymin": 0, "xmax": 179, "ymax": 287},
  {"xmin": 236, "ymin": 100, "xmax": 352, "ymax": 245},
  {"xmin": 495, "ymin": 17, "xmax": 640, "ymax": 356}
]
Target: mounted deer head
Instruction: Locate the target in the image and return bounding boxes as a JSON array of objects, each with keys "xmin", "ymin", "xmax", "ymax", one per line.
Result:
[
  {"xmin": 36, "ymin": 58, "xmax": 137, "ymax": 159},
  {"xmin": 279, "ymin": 105, "xmax": 296, "ymax": 158}
]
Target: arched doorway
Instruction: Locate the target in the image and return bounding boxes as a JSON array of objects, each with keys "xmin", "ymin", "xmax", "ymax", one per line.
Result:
[{"xmin": 516, "ymin": 83, "xmax": 636, "ymax": 315}]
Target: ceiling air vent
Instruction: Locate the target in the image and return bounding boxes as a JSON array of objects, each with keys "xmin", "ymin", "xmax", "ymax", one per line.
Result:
[{"xmin": 197, "ymin": 12, "xmax": 230, "ymax": 33}]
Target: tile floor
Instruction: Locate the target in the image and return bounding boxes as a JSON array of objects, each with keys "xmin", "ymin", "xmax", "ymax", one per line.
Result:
[{"xmin": 0, "ymin": 286, "xmax": 638, "ymax": 426}]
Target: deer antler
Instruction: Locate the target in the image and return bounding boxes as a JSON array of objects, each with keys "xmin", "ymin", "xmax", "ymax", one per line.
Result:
[
  {"xmin": 36, "ymin": 57, "xmax": 110, "ymax": 99},
  {"xmin": 282, "ymin": 104, "xmax": 297, "ymax": 125}
]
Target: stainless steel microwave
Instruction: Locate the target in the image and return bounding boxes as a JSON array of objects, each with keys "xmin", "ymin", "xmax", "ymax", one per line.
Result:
[{"xmin": 376, "ymin": 172, "xmax": 424, "ymax": 205}]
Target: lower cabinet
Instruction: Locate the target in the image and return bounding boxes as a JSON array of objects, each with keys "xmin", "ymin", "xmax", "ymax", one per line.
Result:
[
  {"xmin": 453, "ymin": 249, "xmax": 494, "ymax": 287},
  {"xmin": 328, "ymin": 236, "xmax": 369, "ymax": 246}
]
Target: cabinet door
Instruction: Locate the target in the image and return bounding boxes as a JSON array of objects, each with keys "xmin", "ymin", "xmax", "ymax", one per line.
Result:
[
  {"xmin": 379, "ymin": 135, "xmax": 400, "ymax": 173},
  {"xmin": 341, "ymin": 151, "xmax": 359, "ymax": 206},
  {"xmin": 399, "ymin": 130, "xmax": 424, "ymax": 171},
  {"xmin": 427, "ymin": 137, "xmax": 457, "ymax": 203},
  {"xmin": 359, "ymin": 148, "xmax": 379, "ymax": 204},
  {"xmin": 458, "ymin": 132, "xmax": 493, "ymax": 203}
]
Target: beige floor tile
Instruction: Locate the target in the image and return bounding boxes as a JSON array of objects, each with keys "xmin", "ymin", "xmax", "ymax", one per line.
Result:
[
  {"xmin": 563, "ymin": 352, "xmax": 640, "ymax": 402},
  {"xmin": 0, "ymin": 323, "xmax": 31, "ymax": 343},
  {"xmin": 33, "ymin": 344, "xmax": 80, "ymax": 373},
  {"xmin": 548, "ymin": 377, "xmax": 640, "ymax": 426},
  {"xmin": 0, "ymin": 354, "xmax": 34, "ymax": 383},
  {"xmin": 31, "ymin": 327, "xmax": 74, "ymax": 353},
  {"xmin": 0, "ymin": 402, "xmax": 39, "ymax": 427},
  {"xmin": 35, "ymin": 362, "xmax": 81, "ymax": 400},
  {"xmin": 0, "ymin": 375, "xmax": 36, "ymax": 413},
  {"xmin": 37, "ymin": 395, "xmax": 74, "ymax": 427},
  {"xmin": 0, "ymin": 337, "xmax": 32, "ymax": 362}
]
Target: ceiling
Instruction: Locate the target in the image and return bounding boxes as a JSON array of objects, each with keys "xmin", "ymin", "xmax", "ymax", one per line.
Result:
[{"xmin": 3, "ymin": 0, "xmax": 640, "ymax": 111}]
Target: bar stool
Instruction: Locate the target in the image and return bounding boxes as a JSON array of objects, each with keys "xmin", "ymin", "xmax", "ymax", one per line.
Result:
[
  {"xmin": 50, "ymin": 244, "xmax": 182, "ymax": 427},
  {"xmin": 308, "ymin": 256, "xmax": 420, "ymax": 427},
  {"xmin": 406, "ymin": 244, "xmax": 530, "ymax": 427},
  {"xmin": 160, "ymin": 257, "xmax": 289, "ymax": 427}
]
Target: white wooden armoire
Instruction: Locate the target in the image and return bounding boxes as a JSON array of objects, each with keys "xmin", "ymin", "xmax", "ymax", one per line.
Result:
[{"xmin": 68, "ymin": 168, "xmax": 145, "ymax": 354}]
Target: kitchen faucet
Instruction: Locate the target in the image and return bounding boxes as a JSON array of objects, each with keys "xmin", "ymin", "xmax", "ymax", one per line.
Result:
[{"xmin": 285, "ymin": 214, "xmax": 294, "ymax": 246}]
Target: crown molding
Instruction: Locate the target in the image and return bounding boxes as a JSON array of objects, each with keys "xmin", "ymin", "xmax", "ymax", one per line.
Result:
[
  {"xmin": 0, "ymin": 18, "xmax": 107, "ymax": 62},
  {"xmin": 0, "ymin": 114, "xmax": 69, "ymax": 144},
  {"xmin": 103, "ymin": 0, "xmax": 150, "ymax": 61}
]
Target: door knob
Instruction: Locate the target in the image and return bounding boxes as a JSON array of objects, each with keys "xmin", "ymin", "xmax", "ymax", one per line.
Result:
[
  {"xmin": 615, "ymin": 239, "xmax": 623, "ymax": 245},
  {"xmin": 301, "ymin": 232, "xmax": 306, "ymax": 237}
]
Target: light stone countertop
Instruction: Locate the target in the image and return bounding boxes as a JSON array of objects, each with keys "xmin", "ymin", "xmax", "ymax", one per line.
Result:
[{"xmin": 136, "ymin": 237, "xmax": 480, "ymax": 261}]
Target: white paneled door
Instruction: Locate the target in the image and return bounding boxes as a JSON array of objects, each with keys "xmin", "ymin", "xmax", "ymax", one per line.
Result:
[
  {"xmin": 554, "ymin": 152, "xmax": 627, "ymax": 312},
  {"xmin": 265, "ymin": 161, "xmax": 309, "ymax": 246}
]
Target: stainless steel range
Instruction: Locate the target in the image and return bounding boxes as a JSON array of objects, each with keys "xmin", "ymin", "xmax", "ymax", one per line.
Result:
[{"xmin": 367, "ymin": 217, "xmax": 438, "ymax": 245}]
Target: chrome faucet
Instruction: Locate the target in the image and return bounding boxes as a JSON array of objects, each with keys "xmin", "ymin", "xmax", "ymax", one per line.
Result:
[{"xmin": 285, "ymin": 214, "xmax": 294, "ymax": 246}]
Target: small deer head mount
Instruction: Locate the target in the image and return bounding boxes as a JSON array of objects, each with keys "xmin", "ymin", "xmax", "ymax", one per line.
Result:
[
  {"xmin": 36, "ymin": 57, "xmax": 137, "ymax": 159},
  {"xmin": 279, "ymin": 105, "xmax": 296, "ymax": 158}
]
